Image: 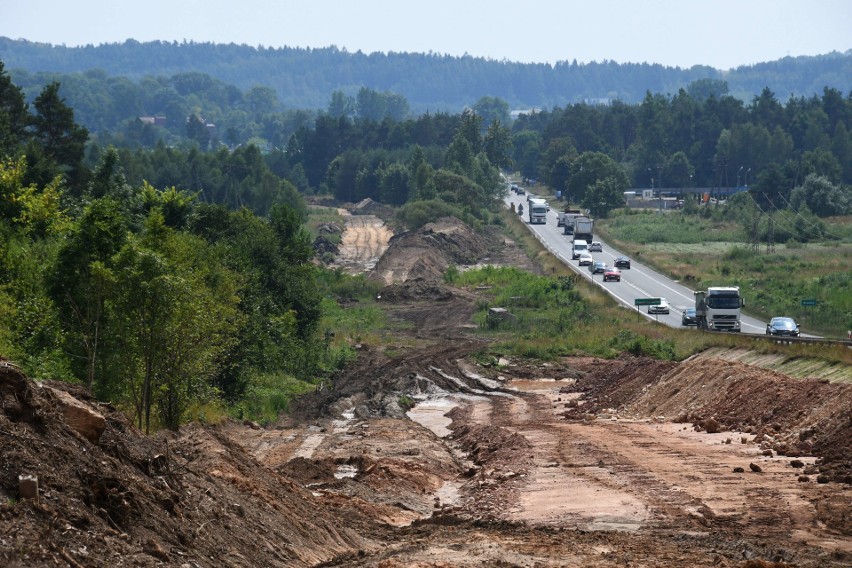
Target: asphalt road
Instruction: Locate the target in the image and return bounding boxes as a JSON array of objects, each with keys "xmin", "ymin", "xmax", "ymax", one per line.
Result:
[{"xmin": 506, "ymin": 190, "xmax": 769, "ymax": 335}]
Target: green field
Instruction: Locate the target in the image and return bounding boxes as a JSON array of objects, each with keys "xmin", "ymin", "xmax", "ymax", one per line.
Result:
[{"xmin": 596, "ymin": 210, "xmax": 852, "ymax": 338}]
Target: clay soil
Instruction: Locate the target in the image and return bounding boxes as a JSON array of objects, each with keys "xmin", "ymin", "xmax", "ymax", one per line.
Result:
[{"xmin": 1, "ymin": 216, "xmax": 850, "ymax": 567}]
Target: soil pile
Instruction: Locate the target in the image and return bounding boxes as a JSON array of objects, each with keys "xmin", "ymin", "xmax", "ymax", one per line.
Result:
[
  {"xmin": 0, "ymin": 360, "xmax": 372, "ymax": 567},
  {"xmin": 558, "ymin": 355, "xmax": 852, "ymax": 485},
  {"xmin": 371, "ymin": 217, "xmax": 491, "ymax": 284}
]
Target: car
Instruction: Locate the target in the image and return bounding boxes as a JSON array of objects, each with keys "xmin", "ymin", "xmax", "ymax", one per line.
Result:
[
  {"xmin": 614, "ymin": 256, "xmax": 631, "ymax": 269},
  {"xmin": 577, "ymin": 252, "xmax": 594, "ymax": 266},
  {"xmin": 588, "ymin": 241, "xmax": 603, "ymax": 252},
  {"xmin": 681, "ymin": 307, "xmax": 698, "ymax": 326},
  {"xmin": 603, "ymin": 267, "xmax": 621, "ymax": 282},
  {"xmin": 648, "ymin": 297, "xmax": 670, "ymax": 314},
  {"xmin": 589, "ymin": 260, "xmax": 607, "ymax": 274},
  {"xmin": 766, "ymin": 317, "xmax": 799, "ymax": 337}
]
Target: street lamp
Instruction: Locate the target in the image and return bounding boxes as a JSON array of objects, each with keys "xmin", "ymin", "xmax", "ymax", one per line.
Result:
[
  {"xmin": 737, "ymin": 166, "xmax": 744, "ymax": 188},
  {"xmin": 745, "ymin": 168, "xmax": 751, "ymax": 188}
]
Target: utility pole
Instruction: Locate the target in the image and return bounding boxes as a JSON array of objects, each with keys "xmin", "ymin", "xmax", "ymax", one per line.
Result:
[{"xmin": 765, "ymin": 193, "xmax": 775, "ymax": 254}]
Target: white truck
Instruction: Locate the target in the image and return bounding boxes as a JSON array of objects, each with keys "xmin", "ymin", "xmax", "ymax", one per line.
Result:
[
  {"xmin": 694, "ymin": 286, "xmax": 744, "ymax": 332},
  {"xmin": 528, "ymin": 198, "xmax": 548, "ymax": 224},
  {"xmin": 571, "ymin": 239, "xmax": 588, "ymax": 259}
]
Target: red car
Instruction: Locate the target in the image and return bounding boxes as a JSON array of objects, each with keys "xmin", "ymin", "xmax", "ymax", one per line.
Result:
[{"xmin": 603, "ymin": 267, "xmax": 621, "ymax": 282}]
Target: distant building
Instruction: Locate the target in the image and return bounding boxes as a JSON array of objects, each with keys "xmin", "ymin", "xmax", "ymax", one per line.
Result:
[{"xmin": 138, "ymin": 116, "xmax": 167, "ymax": 126}]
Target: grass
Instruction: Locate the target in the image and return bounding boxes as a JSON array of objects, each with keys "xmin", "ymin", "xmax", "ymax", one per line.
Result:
[
  {"xmin": 596, "ymin": 209, "xmax": 852, "ymax": 338},
  {"xmin": 305, "ymin": 205, "xmax": 346, "ymax": 245},
  {"xmin": 300, "ymin": 199, "xmax": 850, "ymax": 393}
]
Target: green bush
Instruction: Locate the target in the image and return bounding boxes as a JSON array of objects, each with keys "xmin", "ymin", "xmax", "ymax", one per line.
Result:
[{"xmin": 609, "ymin": 330, "xmax": 676, "ymax": 360}]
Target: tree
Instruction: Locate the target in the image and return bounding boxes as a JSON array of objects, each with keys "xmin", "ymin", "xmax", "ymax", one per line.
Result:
[
  {"xmin": 106, "ymin": 212, "xmax": 241, "ymax": 431},
  {"xmin": 48, "ymin": 197, "xmax": 127, "ymax": 390},
  {"xmin": 0, "ymin": 61, "xmax": 29, "ymax": 157},
  {"xmin": 186, "ymin": 113, "xmax": 210, "ymax": 149},
  {"xmin": 445, "ymin": 133, "xmax": 474, "ymax": 176},
  {"xmin": 665, "ymin": 151, "xmax": 693, "ymax": 189},
  {"xmin": 456, "ymin": 109, "xmax": 483, "ymax": 155},
  {"xmin": 583, "ymin": 176, "xmax": 628, "ymax": 218},
  {"xmin": 789, "ymin": 174, "xmax": 851, "ymax": 217},
  {"xmin": 686, "ymin": 78, "xmax": 729, "ymax": 102},
  {"xmin": 328, "ymin": 90, "xmax": 355, "ymax": 119},
  {"xmin": 483, "ymin": 119, "xmax": 513, "ymax": 170},
  {"xmin": 567, "ymin": 152, "xmax": 629, "ymax": 205},
  {"xmin": 379, "ymin": 163, "xmax": 410, "ymax": 205},
  {"xmin": 472, "ymin": 96, "xmax": 510, "ymax": 128},
  {"xmin": 27, "ymin": 82, "xmax": 89, "ymax": 192}
]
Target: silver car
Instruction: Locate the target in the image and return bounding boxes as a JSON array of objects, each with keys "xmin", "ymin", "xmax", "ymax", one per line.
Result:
[{"xmin": 648, "ymin": 297, "xmax": 670, "ymax": 314}]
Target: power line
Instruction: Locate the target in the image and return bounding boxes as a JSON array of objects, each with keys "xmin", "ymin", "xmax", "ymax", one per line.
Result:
[{"xmin": 775, "ymin": 192, "xmax": 848, "ymax": 241}]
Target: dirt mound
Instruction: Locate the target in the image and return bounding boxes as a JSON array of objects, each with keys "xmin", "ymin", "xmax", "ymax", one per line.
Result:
[
  {"xmin": 377, "ymin": 277, "xmax": 454, "ymax": 303},
  {"xmin": 559, "ymin": 355, "xmax": 852, "ymax": 485},
  {"xmin": 0, "ymin": 360, "xmax": 374, "ymax": 567},
  {"xmin": 371, "ymin": 217, "xmax": 491, "ymax": 284}
]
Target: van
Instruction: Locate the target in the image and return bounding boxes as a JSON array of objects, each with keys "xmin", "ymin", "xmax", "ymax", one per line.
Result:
[{"xmin": 571, "ymin": 239, "xmax": 588, "ymax": 260}]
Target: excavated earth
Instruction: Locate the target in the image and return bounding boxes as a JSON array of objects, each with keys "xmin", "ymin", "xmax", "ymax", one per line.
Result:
[{"xmin": 1, "ymin": 215, "xmax": 850, "ymax": 567}]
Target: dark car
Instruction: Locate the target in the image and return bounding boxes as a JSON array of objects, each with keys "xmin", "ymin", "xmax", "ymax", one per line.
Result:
[
  {"xmin": 603, "ymin": 267, "xmax": 621, "ymax": 282},
  {"xmin": 614, "ymin": 256, "xmax": 631, "ymax": 269},
  {"xmin": 589, "ymin": 261, "xmax": 607, "ymax": 274},
  {"xmin": 766, "ymin": 317, "xmax": 800, "ymax": 337},
  {"xmin": 681, "ymin": 307, "xmax": 698, "ymax": 326}
]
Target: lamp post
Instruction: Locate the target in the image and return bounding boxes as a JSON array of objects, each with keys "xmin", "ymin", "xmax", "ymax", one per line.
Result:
[
  {"xmin": 737, "ymin": 166, "xmax": 743, "ymax": 188},
  {"xmin": 745, "ymin": 168, "xmax": 751, "ymax": 188}
]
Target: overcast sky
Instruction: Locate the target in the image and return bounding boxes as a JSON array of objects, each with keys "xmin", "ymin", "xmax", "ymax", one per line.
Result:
[{"xmin": 1, "ymin": 0, "xmax": 850, "ymax": 70}]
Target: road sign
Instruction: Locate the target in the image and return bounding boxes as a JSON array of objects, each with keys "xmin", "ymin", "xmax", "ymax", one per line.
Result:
[
  {"xmin": 635, "ymin": 298, "xmax": 662, "ymax": 306},
  {"xmin": 801, "ymin": 299, "xmax": 818, "ymax": 306}
]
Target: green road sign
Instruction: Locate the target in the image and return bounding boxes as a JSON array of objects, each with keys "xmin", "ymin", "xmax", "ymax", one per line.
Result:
[
  {"xmin": 801, "ymin": 298, "xmax": 818, "ymax": 306},
  {"xmin": 635, "ymin": 297, "xmax": 661, "ymax": 306}
]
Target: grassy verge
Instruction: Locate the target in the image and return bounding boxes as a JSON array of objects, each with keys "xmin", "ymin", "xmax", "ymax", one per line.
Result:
[
  {"xmin": 596, "ymin": 209, "xmax": 852, "ymax": 338},
  {"xmin": 305, "ymin": 205, "xmax": 346, "ymax": 245}
]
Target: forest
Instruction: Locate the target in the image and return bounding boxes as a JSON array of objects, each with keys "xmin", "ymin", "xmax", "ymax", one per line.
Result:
[
  {"xmin": 1, "ymin": 51, "xmax": 851, "ymax": 429},
  {"xmin": 2, "ymin": 36, "xmax": 851, "ymax": 111}
]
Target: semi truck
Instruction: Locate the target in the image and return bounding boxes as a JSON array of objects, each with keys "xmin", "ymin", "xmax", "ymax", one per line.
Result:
[
  {"xmin": 694, "ymin": 287, "xmax": 744, "ymax": 332},
  {"xmin": 573, "ymin": 216, "xmax": 594, "ymax": 243},
  {"xmin": 558, "ymin": 208, "xmax": 582, "ymax": 228},
  {"xmin": 528, "ymin": 198, "xmax": 548, "ymax": 224}
]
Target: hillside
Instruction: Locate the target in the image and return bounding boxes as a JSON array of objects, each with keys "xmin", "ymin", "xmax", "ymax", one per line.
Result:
[
  {"xmin": 2, "ymin": 211, "xmax": 851, "ymax": 566},
  {"xmin": 2, "ymin": 37, "xmax": 851, "ymax": 111}
]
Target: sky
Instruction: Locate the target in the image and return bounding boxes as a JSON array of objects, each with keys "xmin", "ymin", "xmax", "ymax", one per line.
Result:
[{"xmin": 1, "ymin": 0, "xmax": 851, "ymax": 70}]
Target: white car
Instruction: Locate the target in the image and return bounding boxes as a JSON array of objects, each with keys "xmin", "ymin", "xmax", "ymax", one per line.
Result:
[
  {"xmin": 648, "ymin": 297, "xmax": 670, "ymax": 314},
  {"xmin": 588, "ymin": 241, "xmax": 603, "ymax": 252},
  {"xmin": 578, "ymin": 252, "xmax": 594, "ymax": 266}
]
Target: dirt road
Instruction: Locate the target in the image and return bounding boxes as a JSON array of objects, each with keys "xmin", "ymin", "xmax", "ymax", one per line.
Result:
[
  {"xmin": 231, "ymin": 348, "xmax": 850, "ymax": 567},
  {"xmin": 3, "ymin": 216, "xmax": 850, "ymax": 567},
  {"xmin": 333, "ymin": 210, "xmax": 393, "ymax": 274}
]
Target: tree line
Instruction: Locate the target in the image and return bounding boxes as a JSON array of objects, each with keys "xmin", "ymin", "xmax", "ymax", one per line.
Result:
[
  {"xmin": 0, "ymin": 63, "xmax": 513, "ymax": 431},
  {"xmin": 3, "ymin": 37, "xmax": 850, "ymax": 111}
]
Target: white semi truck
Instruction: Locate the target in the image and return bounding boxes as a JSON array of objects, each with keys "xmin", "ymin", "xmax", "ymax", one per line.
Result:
[
  {"xmin": 694, "ymin": 287, "xmax": 744, "ymax": 332},
  {"xmin": 528, "ymin": 198, "xmax": 548, "ymax": 224}
]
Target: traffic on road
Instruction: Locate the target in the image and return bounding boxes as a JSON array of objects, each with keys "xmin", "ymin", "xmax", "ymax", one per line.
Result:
[{"xmin": 504, "ymin": 186, "xmax": 771, "ymax": 335}]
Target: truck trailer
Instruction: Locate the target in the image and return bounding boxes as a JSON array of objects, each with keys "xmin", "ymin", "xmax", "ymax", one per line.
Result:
[
  {"xmin": 572, "ymin": 216, "xmax": 594, "ymax": 243},
  {"xmin": 558, "ymin": 208, "xmax": 582, "ymax": 228}
]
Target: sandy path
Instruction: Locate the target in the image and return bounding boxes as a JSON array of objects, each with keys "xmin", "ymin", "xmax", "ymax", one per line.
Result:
[
  {"xmin": 467, "ymin": 379, "xmax": 850, "ymax": 554},
  {"xmin": 333, "ymin": 209, "xmax": 393, "ymax": 274}
]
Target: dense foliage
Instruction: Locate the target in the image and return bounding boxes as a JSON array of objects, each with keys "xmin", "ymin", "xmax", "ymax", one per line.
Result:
[
  {"xmin": 2, "ymin": 37, "xmax": 850, "ymax": 111},
  {"xmin": 0, "ymin": 64, "xmax": 512, "ymax": 429}
]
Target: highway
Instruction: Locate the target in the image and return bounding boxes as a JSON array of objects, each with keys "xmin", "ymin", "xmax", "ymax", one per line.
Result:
[{"xmin": 505, "ymin": 190, "xmax": 770, "ymax": 335}]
